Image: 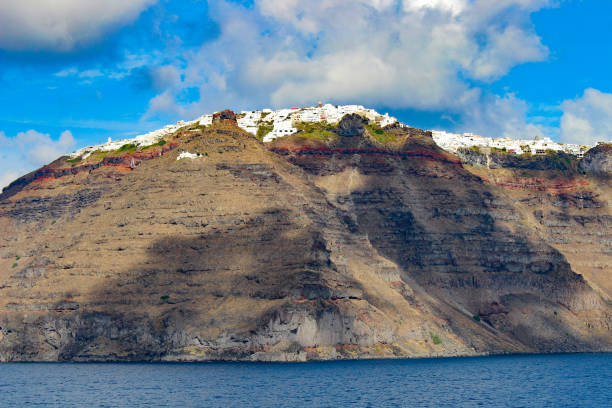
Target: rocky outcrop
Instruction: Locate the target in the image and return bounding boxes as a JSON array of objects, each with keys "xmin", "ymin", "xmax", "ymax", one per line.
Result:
[
  {"xmin": 456, "ymin": 148, "xmax": 578, "ymax": 172},
  {"xmin": 0, "ymin": 114, "xmax": 610, "ymax": 362},
  {"xmin": 580, "ymin": 143, "xmax": 612, "ymax": 176},
  {"xmin": 0, "ymin": 142, "xmax": 177, "ymax": 201},
  {"xmin": 212, "ymin": 109, "xmax": 237, "ymax": 125},
  {"xmin": 336, "ymin": 113, "xmax": 368, "ymax": 137}
]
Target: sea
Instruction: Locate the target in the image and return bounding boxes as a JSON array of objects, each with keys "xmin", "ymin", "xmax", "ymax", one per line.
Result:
[{"xmin": 0, "ymin": 353, "xmax": 610, "ymax": 407}]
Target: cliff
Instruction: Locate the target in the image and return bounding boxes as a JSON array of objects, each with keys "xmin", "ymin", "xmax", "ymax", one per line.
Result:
[
  {"xmin": 579, "ymin": 143, "xmax": 612, "ymax": 176},
  {"xmin": 0, "ymin": 113, "xmax": 610, "ymax": 361}
]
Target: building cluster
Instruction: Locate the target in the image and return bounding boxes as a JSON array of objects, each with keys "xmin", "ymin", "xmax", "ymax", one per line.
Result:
[
  {"xmin": 71, "ymin": 104, "xmax": 595, "ymax": 161},
  {"xmin": 234, "ymin": 104, "xmax": 399, "ymax": 142},
  {"xmin": 431, "ymin": 131, "xmax": 591, "ymax": 158},
  {"xmin": 69, "ymin": 104, "xmax": 398, "ymax": 159},
  {"xmin": 71, "ymin": 121, "xmax": 194, "ymax": 159}
]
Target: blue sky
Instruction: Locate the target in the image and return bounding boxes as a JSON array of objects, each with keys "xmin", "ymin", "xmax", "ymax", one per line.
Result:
[{"xmin": 1, "ymin": 0, "xmax": 612, "ymax": 187}]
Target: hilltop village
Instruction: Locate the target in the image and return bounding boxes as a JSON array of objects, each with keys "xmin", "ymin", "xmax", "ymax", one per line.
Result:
[
  {"xmin": 2, "ymin": 102, "xmax": 611, "ymax": 363},
  {"xmin": 71, "ymin": 104, "xmax": 596, "ymax": 159},
  {"xmin": 232, "ymin": 104, "xmax": 399, "ymax": 142},
  {"xmin": 432, "ymin": 131, "xmax": 592, "ymax": 158}
]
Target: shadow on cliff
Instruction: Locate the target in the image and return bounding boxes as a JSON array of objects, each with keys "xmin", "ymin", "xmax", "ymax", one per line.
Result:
[
  {"xmin": 52, "ymin": 208, "xmax": 366, "ymax": 361},
  {"xmin": 13, "ymin": 122, "xmax": 607, "ymax": 360},
  {"xmin": 283, "ymin": 129, "xmax": 608, "ymax": 352},
  {"xmin": 365, "ymin": 155, "xmax": 607, "ymax": 351}
]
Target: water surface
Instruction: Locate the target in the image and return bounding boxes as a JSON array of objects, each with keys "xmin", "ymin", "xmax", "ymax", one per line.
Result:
[{"xmin": 0, "ymin": 353, "xmax": 610, "ymax": 407}]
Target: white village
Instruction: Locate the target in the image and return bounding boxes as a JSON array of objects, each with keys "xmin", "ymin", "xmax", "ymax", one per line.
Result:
[
  {"xmin": 70, "ymin": 104, "xmax": 597, "ymax": 159},
  {"xmin": 431, "ymin": 131, "xmax": 591, "ymax": 158}
]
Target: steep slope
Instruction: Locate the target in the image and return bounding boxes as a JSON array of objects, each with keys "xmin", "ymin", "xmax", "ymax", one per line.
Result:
[
  {"xmin": 270, "ymin": 115, "xmax": 611, "ymax": 352},
  {"xmin": 0, "ymin": 114, "xmax": 610, "ymax": 361},
  {"xmin": 580, "ymin": 143, "xmax": 612, "ymax": 175}
]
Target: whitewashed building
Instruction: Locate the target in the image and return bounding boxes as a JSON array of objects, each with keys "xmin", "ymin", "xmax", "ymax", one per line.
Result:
[{"xmin": 432, "ymin": 131, "xmax": 591, "ymax": 157}]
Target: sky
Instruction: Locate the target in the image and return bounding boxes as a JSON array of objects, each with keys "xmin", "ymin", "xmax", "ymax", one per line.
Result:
[{"xmin": 1, "ymin": 0, "xmax": 612, "ymax": 187}]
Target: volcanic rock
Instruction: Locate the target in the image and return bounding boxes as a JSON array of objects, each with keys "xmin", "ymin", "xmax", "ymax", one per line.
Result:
[
  {"xmin": 212, "ymin": 110, "xmax": 237, "ymax": 125},
  {"xmin": 580, "ymin": 143, "xmax": 612, "ymax": 176},
  {"xmin": 0, "ymin": 114, "xmax": 610, "ymax": 362}
]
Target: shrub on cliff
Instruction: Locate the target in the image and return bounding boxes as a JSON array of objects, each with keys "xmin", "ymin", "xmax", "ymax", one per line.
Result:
[
  {"xmin": 365, "ymin": 123, "xmax": 396, "ymax": 144},
  {"xmin": 544, "ymin": 150, "xmax": 575, "ymax": 171},
  {"xmin": 141, "ymin": 139, "xmax": 167, "ymax": 150},
  {"xmin": 295, "ymin": 122, "xmax": 336, "ymax": 142},
  {"xmin": 66, "ymin": 156, "xmax": 82, "ymax": 164},
  {"xmin": 117, "ymin": 143, "xmax": 137, "ymax": 153},
  {"xmin": 256, "ymin": 124, "xmax": 273, "ymax": 141}
]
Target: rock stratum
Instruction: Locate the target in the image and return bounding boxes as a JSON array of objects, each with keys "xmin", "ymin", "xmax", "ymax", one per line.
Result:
[{"xmin": 0, "ymin": 113, "xmax": 610, "ymax": 362}]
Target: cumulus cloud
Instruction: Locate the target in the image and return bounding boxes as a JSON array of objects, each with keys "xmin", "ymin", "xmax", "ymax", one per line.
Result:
[
  {"xmin": 144, "ymin": 0, "xmax": 551, "ymax": 127},
  {"xmin": 404, "ymin": 0, "xmax": 467, "ymax": 15},
  {"xmin": 560, "ymin": 88, "xmax": 612, "ymax": 145},
  {"xmin": 0, "ymin": 0, "xmax": 156, "ymax": 52},
  {"xmin": 0, "ymin": 129, "xmax": 76, "ymax": 189},
  {"xmin": 461, "ymin": 93, "xmax": 555, "ymax": 140}
]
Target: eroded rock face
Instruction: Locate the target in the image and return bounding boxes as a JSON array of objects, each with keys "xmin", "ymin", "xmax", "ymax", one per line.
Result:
[
  {"xmin": 456, "ymin": 148, "xmax": 578, "ymax": 172},
  {"xmin": 0, "ymin": 117, "xmax": 610, "ymax": 362},
  {"xmin": 336, "ymin": 114, "xmax": 368, "ymax": 137},
  {"xmin": 580, "ymin": 143, "xmax": 612, "ymax": 176},
  {"xmin": 212, "ymin": 109, "xmax": 237, "ymax": 125}
]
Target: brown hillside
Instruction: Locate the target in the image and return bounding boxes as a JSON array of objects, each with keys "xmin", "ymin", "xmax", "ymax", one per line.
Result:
[{"xmin": 0, "ymin": 114, "xmax": 609, "ymax": 361}]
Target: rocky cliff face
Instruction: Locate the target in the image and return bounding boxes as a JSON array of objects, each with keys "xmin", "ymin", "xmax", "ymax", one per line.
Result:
[
  {"xmin": 456, "ymin": 147, "xmax": 579, "ymax": 172},
  {"xmin": 0, "ymin": 115, "xmax": 610, "ymax": 361},
  {"xmin": 580, "ymin": 143, "xmax": 612, "ymax": 176}
]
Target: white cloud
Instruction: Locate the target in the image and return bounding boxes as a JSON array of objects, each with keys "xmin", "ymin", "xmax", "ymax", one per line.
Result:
[
  {"xmin": 53, "ymin": 51, "xmax": 160, "ymax": 84},
  {"xmin": 151, "ymin": 65, "xmax": 182, "ymax": 91},
  {"xmin": 0, "ymin": 130, "xmax": 76, "ymax": 189},
  {"xmin": 468, "ymin": 25, "xmax": 547, "ymax": 81},
  {"xmin": 0, "ymin": 169, "xmax": 21, "ymax": 192},
  {"xmin": 461, "ymin": 93, "xmax": 555, "ymax": 140},
  {"xmin": 55, "ymin": 67, "xmax": 79, "ymax": 77},
  {"xmin": 560, "ymin": 88, "xmax": 612, "ymax": 145},
  {"xmin": 144, "ymin": 0, "xmax": 551, "ymax": 130},
  {"xmin": 404, "ymin": 0, "xmax": 467, "ymax": 15},
  {"xmin": 0, "ymin": 0, "xmax": 156, "ymax": 52}
]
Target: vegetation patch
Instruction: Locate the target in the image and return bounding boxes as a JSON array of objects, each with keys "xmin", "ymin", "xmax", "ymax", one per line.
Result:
[
  {"xmin": 365, "ymin": 123, "xmax": 397, "ymax": 144},
  {"xmin": 295, "ymin": 122, "xmax": 337, "ymax": 142},
  {"xmin": 140, "ymin": 139, "xmax": 167, "ymax": 150},
  {"xmin": 429, "ymin": 332, "xmax": 442, "ymax": 345},
  {"xmin": 256, "ymin": 124, "xmax": 274, "ymax": 141},
  {"xmin": 545, "ymin": 150, "xmax": 574, "ymax": 170},
  {"xmin": 176, "ymin": 123, "xmax": 198, "ymax": 132},
  {"xmin": 190, "ymin": 124, "xmax": 208, "ymax": 132},
  {"xmin": 12, "ymin": 263, "xmax": 18, "ymax": 268},
  {"xmin": 88, "ymin": 150, "xmax": 112, "ymax": 162},
  {"xmin": 473, "ymin": 315, "xmax": 481, "ymax": 322},
  {"xmin": 176, "ymin": 122, "xmax": 208, "ymax": 135},
  {"xmin": 116, "ymin": 143, "xmax": 137, "ymax": 154},
  {"xmin": 66, "ymin": 156, "xmax": 82, "ymax": 164},
  {"xmin": 160, "ymin": 295, "xmax": 169, "ymax": 300}
]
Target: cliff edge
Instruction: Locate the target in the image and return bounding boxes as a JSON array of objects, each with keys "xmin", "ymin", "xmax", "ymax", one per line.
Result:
[{"xmin": 0, "ymin": 113, "xmax": 610, "ymax": 361}]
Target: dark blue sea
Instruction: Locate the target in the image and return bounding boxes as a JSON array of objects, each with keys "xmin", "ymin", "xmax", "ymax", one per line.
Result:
[{"xmin": 0, "ymin": 354, "xmax": 610, "ymax": 407}]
